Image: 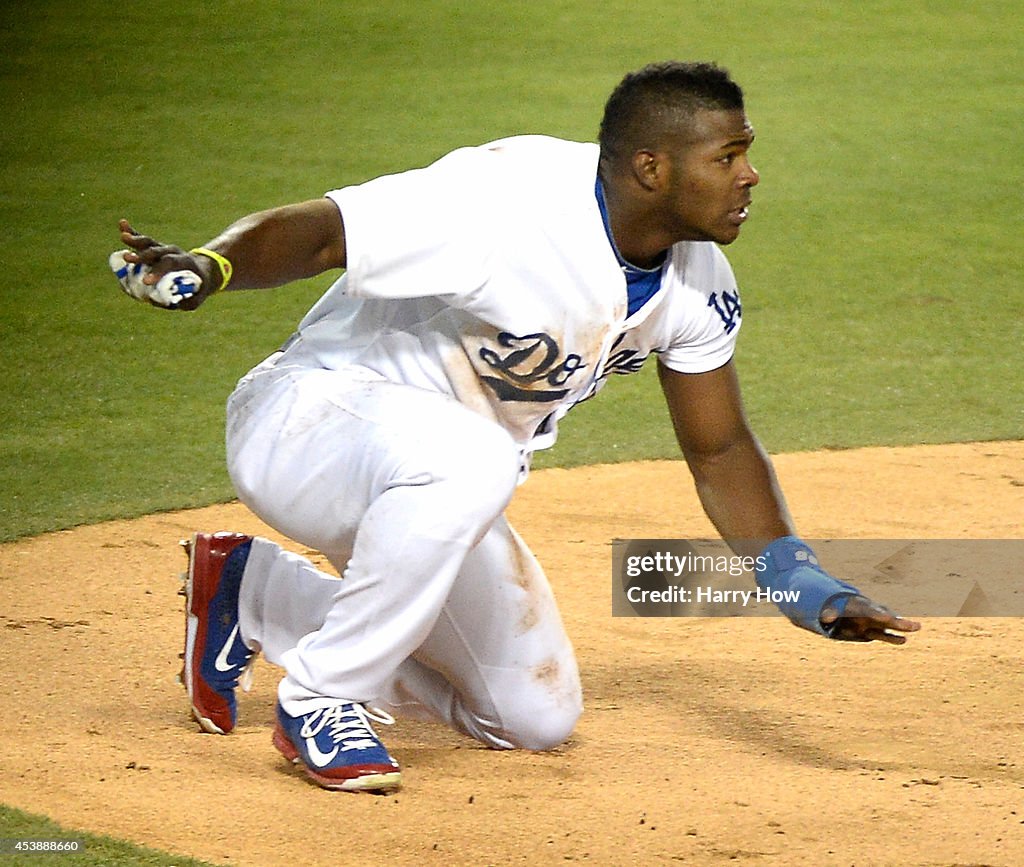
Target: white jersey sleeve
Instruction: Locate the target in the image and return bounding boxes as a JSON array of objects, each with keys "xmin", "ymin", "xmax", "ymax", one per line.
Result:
[
  {"xmin": 326, "ymin": 147, "xmax": 502, "ymax": 302},
  {"xmin": 657, "ymin": 243, "xmax": 743, "ymax": 374}
]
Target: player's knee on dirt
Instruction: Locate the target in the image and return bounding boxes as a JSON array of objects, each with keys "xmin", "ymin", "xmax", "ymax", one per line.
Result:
[
  {"xmin": 499, "ymin": 691, "xmax": 583, "ymax": 751},
  {"xmin": 473, "ymin": 669, "xmax": 583, "ymax": 751}
]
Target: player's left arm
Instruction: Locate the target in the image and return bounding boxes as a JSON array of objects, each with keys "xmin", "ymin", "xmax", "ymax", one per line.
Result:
[{"xmin": 658, "ymin": 358, "xmax": 920, "ymax": 644}]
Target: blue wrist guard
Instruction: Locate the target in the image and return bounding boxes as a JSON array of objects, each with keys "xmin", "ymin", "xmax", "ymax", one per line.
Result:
[{"xmin": 756, "ymin": 536, "xmax": 861, "ymax": 637}]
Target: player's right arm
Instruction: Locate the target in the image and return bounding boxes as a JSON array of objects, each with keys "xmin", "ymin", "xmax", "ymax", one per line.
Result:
[{"xmin": 115, "ymin": 197, "xmax": 346, "ymax": 310}]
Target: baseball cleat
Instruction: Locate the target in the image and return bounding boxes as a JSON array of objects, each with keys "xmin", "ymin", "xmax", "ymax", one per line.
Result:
[
  {"xmin": 272, "ymin": 701, "xmax": 402, "ymax": 793},
  {"xmin": 181, "ymin": 531, "xmax": 257, "ymax": 734}
]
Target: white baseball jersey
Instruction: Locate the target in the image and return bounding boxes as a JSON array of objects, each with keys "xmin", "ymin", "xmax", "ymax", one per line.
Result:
[
  {"xmin": 275, "ymin": 134, "xmax": 742, "ymax": 457},
  {"xmin": 227, "ymin": 136, "xmax": 745, "ymax": 741}
]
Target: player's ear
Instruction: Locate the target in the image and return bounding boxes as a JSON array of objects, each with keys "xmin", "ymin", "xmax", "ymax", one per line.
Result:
[{"xmin": 631, "ymin": 149, "xmax": 667, "ymax": 192}]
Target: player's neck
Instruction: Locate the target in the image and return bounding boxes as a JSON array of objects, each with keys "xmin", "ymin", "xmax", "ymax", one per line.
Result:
[{"xmin": 600, "ymin": 174, "xmax": 673, "ymax": 270}]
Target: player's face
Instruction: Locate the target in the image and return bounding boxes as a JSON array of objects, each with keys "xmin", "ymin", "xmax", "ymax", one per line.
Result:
[{"xmin": 658, "ymin": 109, "xmax": 759, "ymax": 245}]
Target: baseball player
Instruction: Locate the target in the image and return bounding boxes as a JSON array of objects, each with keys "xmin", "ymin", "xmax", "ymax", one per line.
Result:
[{"xmin": 112, "ymin": 61, "xmax": 920, "ymax": 794}]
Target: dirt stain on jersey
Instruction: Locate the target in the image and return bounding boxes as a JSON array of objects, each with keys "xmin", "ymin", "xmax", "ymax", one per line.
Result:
[
  {"xmin": 518, "ymin": 601, "xmax": 540, "ymax": 634},
  {"xmin": 505, "ymin": 525, "xmax": 543, "ymax": 634},
  {"xmin": 506, "ymin": 531, "xmax": 533, "ymax": 592},
  {"xmin": 532, "ymin": 658, "xmax": 561, "ymax": 687}
]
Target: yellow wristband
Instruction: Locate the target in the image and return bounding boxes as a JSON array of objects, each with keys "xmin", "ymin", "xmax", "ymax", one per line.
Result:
[{"xmin": 190, "ymin": 247, "xmax": 234, "ymax": 293}]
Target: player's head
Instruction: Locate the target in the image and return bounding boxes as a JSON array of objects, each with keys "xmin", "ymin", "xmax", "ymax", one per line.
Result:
[
  {"xmin": 599, "ymin": 61, "xmax": 757, "ymax": 247},
  {"xmin": 599, "ymin": 61, "xmax": 745, "ymax": 166}
]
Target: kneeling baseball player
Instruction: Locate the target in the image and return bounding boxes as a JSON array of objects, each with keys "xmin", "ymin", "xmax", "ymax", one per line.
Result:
[{"xmin": 111, "ymin": 61, "xmax": 919, "ymax": 793}]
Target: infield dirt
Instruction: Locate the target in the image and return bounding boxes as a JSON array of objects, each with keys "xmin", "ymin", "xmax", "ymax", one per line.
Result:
[{"xmin": 1, "ymin": 442, "xmax": 1022, "ymax": 866}]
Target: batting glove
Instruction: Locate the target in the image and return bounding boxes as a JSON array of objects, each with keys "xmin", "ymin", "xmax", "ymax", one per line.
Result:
[{"xmin": 109, "ymin": 250, "xmax": 201, "ymax": 309}]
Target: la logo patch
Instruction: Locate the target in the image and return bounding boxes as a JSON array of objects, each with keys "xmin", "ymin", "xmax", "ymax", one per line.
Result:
[{"xmin": 707, "ymin": 290, "xmax": 742, "ymax": 334}]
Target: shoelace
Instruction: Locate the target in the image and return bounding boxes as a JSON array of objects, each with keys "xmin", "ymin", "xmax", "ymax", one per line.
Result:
[{"xmin": 299, "ymin": 703, "xmax": 396, "ymax": 752}]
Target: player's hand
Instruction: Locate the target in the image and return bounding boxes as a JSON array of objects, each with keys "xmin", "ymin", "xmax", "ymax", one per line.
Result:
[
  {"xmin": 819, "ymin": 595, "xmax": 921, "ymax": 645},
  {"xmin": 111, "ymin": 220, "xmax": 216, "ymax": 310}
]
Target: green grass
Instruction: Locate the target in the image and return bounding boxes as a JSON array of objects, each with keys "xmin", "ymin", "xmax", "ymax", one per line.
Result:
[
  {"xmin": 0, "ymin": 805, "xmax": 224, "ymax": 866},
  {"xmin": 2, "ymin": 0, "xmax": 1021, "ymax": 541},
  {"xmin": 1, "ymin": 2, "xmax": 1021, "ymax": 862}
]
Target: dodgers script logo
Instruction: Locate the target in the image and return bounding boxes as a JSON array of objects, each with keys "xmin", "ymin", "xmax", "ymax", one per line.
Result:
[
  {"xmin": 600, "ymin": 333, "xmax": 650, "ymax": 378},
  {"xmin": 479, "ymin": 332, "xmax": 587, "ymax": 402}
]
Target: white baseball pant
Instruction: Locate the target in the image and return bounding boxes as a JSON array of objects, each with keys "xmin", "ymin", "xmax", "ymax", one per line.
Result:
[{"xmin": 224, "ymin": 355, "xmax": 583, "ymax": 750}]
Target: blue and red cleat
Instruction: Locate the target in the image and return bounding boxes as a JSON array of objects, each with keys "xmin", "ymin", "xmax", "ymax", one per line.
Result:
[
  {"xmin": 180, "ymin": 531, "xmax": 256, "ymax": 734},
  {"xmin": 273, "ymin": 701, "xmax": 402, "ymax": 793}
]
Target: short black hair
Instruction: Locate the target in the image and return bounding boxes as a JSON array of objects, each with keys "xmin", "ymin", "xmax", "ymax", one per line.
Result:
[{"xmin": 598, "ymin": 61, "xmax": 745, "ymax": 164}]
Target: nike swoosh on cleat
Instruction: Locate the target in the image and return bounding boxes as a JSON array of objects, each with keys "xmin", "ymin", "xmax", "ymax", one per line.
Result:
[
  {"xmin": 304, "ymin": 738, "xmax": 340, "ymax": 768},
  {"xmin": 214, "ymin": 623, "xmax": 240, "ymax": 672}
]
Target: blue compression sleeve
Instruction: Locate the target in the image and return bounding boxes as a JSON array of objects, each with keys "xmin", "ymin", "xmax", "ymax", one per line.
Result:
[{"xmin": 756, "ymin": 536, "xmax": 861, "ymax": 637}]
